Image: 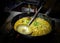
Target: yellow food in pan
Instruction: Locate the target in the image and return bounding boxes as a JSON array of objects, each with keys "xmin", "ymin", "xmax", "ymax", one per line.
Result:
[{"xmin": 14, "ymin": 17, "xmax": 51, "ymax": 36}]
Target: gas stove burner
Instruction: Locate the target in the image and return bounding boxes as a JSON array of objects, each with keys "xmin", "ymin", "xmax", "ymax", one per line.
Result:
[
  {"xmin": 21, "ymin": 4, "xmax": 37, "ymax": 13},
  {"xmin": 12, "ymin": 3, "xmax": 38, "ymax": 13},
  {"xmin": 10, "ymin": 0, "xmax": 45, "ymax": 12}
]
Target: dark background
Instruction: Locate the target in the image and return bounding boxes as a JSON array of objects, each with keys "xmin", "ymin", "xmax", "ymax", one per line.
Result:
[{"xmin": 0, "ymin": 0, "xmax": 60, "ymax": 43}]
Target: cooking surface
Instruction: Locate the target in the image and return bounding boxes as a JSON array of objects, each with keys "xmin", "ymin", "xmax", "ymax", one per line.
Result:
[
  {"xmin": 0, "ymin": 10, "xmax": 60, "ymax": 43},
  {"xmin": 0, "ymin": 0, "xmax": 60, "ymax": 43},
  {"xmin": 0, "ymin": 14, "xmax": 60, "ymax": 43}
]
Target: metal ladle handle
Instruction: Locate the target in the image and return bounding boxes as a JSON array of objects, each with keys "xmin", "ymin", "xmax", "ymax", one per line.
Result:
[{"xmin": 28, "ymin": 4, "xmax": 44, "ymax": 26}]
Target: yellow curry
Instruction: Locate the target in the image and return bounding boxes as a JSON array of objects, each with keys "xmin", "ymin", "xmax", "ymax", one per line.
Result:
[{"xmin": 14, "ymin": 17, "xmax": 51, "ymax": 36}]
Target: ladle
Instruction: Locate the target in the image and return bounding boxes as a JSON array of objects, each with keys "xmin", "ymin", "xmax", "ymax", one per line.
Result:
[{"xmin": 16, "ymin": 3, "xmax": 44, "ymax": 35}]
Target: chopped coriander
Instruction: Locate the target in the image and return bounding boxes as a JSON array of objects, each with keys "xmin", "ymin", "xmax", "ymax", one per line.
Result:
[{"xmin": 34, "ymin": 21, "xmax": 40, "ymax": 26}]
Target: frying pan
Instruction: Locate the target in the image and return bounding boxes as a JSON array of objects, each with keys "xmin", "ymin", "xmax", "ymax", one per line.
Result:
[{"xmin": 11, "ymin": 13, "xmax": 55, "ymax": 40}]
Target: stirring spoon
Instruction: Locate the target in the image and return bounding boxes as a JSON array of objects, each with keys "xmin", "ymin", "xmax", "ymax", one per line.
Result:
[{"xmin": 16, "ymin": 3, "xmax": 44, "ymax": 35}]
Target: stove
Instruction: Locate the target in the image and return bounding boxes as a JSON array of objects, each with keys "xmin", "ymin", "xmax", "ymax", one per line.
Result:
[
  {"xmin": 0, "ymin": 0, "xmax": 60, "ymax": 43},
  {"xmin": 0, "ymin": 12, "xmax": 58, "ymax": 43}
]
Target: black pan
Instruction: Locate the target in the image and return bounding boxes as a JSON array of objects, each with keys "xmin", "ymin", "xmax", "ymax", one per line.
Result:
[{"xmin": 11, "ymin": 13, "xmax": 55, "ymax": 41}]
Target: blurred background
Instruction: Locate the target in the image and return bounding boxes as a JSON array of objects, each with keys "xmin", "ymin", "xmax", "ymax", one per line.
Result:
[{"xmin": 0, "ymin": 0, "xmax": 60, "ymax": 43}]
